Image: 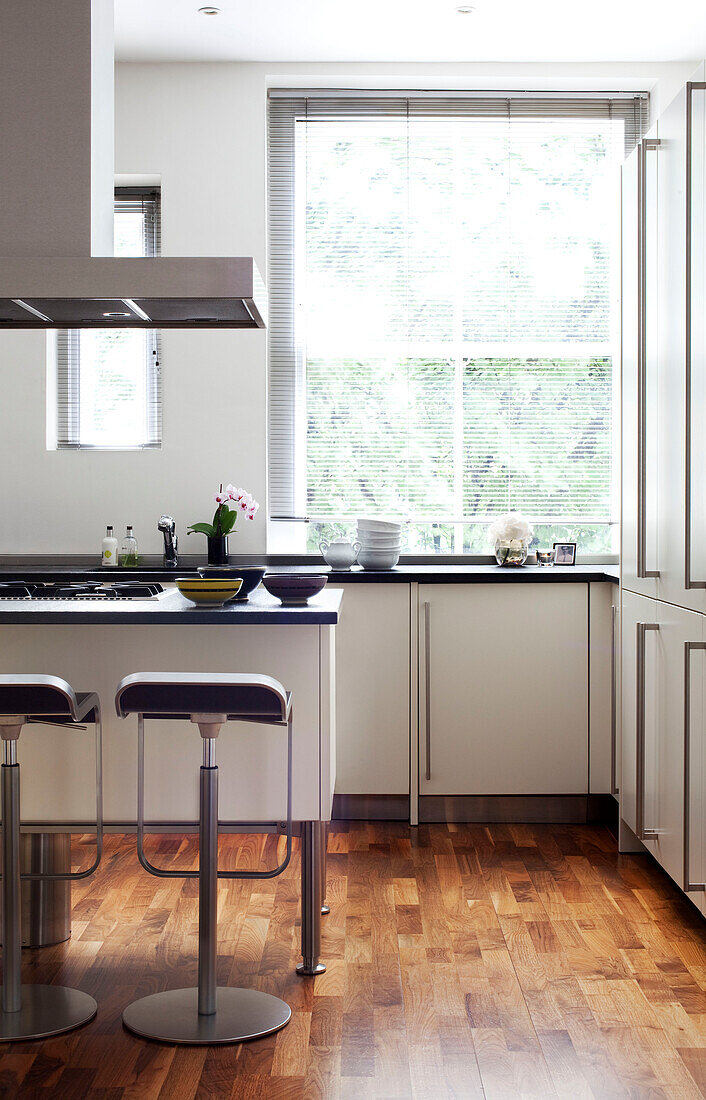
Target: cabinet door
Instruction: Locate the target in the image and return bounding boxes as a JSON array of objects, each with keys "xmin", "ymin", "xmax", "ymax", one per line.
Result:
[
  {"xmin": 588, "ymin": 582, "xmax": 619, "ymax": 795},
  {"xmin": 655, "ymin": 85, "xmax": 698, "ymax": 611},
  {"xmin": 681, "ymin": 80, "xmax": 706, "ymax": 613},
  {"xmin": 620, "ymin": 589, "xmax": 658, "ymax": 835},
  {"xmin": 622, "ymin": 133, "xmax": 659, "ymax": 600},
  {"xmin": 648, "ymin": 601, "xmax": 702, "ymax": 886},
  {"xmin": 418, "ymin": 584, "xmax": 587, "ymax": 795},
  {"xmin": 328, "ymin": 583, "xmax": 410, "ymax": 795},
  {"xmin": 621, "ymin": 590, "xmax": 703, "ymax": 894},
  {"xmin": 683, "ymin": 618, "xmax": 706, "ymax": 914}
]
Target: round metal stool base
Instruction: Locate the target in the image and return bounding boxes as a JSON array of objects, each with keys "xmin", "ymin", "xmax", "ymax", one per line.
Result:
[
  {"xmin": 0, "ymin": 985, "xmax": 97, "ymax": 1042},
  {"xmin": 296, "ymin": 961, "xmax": 326, "ymax": 976},
  {"xmin": 122, "ymin": 987, "xmax": 291, "ymax": 1045}
]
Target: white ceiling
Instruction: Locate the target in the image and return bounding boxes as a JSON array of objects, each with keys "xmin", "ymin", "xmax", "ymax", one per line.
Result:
[{"xmin": 115, "ymin": 0, "xmax": 706, "ymax": 64}]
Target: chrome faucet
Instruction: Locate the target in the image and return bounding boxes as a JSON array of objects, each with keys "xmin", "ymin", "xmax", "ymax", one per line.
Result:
[{"xmin": 158, "ymin": 515, "xmax": 179, "ymax": 570}]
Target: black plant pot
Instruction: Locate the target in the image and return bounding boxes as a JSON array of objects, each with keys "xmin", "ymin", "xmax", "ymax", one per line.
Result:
[{"xmin": 206, "ymin": 535, "xmax": 229, "ymax": 565}]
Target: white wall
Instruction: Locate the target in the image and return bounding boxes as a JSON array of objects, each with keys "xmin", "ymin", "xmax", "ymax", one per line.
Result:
[{"xmin": 0, "ymin": 58, "xmax": 699, "ymax": 557}]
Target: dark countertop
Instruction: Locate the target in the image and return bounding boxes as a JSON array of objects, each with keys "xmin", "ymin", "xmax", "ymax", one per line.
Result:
[
  {"xmin": 0, "ymin": 586, "xmax": 343, "ymax": 625},
  {"xmin": 0, "ymin": 558, "xmax": 619, "ymax": 585},
  {"xmin": 319, "ymin": 563, "xmax": 619, "ymax": 584}
]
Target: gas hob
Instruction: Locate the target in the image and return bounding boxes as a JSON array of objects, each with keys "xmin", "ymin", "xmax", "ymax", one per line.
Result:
[{"xmin": 0, "ymin": 581, "xmax": 167, "ymax": 601}]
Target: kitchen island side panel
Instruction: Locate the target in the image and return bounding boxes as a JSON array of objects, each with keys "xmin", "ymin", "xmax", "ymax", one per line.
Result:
[{"xmin": 0, "ymin": 623, "xmax": 326, "ymax": 823}]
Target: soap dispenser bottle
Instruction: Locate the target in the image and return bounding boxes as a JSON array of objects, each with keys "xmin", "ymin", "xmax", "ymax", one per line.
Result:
[
  {"xmin": 120, "ymin": 525, "xmax": 139, "ymax": 567},
  {"xmin": 101, "ymin": 525, "xmax": 118, "ymax": 567}
]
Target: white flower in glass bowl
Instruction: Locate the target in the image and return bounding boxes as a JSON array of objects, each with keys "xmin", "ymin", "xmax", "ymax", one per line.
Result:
[{"xmin": 488, "ymin": 512, "xmax": 534, "ymax": 567}]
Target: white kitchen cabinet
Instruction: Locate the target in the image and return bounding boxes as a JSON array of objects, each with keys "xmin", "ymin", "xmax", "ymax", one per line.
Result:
[
  {"xmin": 328, "ymin": 583, "xmax": 410, "ymax": 797},
  {"xmin": 622, "ymin": 73, "xmax": 706, "ymax": 616},
  {"xmin": 589, "ymin": 582, "xmax": 619, "ymax": 796},
  {"xmin": 621, "ymin": 130, "xmax": 660, "ymax": 601},
  {"xmin": 621, "ymin": 589, "xmax": 704, "ymax": 896},
  {"xmin": 685, "ymin": 633, "xmax": 706, "ymax": 916},
  {"xmin": 654, "ymin": 85, "xmax": 690, "ymax": 610},
  {"xmin": 620, "ymin": 590, "xmax": 654, "ymax": 838},
  {"xmin": 418, "ymin": 584, "xmax": 588, "ymax": 797},
  {"xmin": 681, "ymin": 73, "xmax": 706, "ymax": 616}
]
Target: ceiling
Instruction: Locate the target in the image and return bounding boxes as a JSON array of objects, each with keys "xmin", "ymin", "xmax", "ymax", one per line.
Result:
[{"xmin": 115, "ymin": 0, "xmax": 706, "ymax": 64}]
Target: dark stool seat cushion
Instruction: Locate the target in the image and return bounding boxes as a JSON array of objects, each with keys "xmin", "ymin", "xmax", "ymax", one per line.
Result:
[
  {"xmin": 115, "ymin": 673, "xmax": 291, "ymax": 724},
  {"xmin": 0, "ymin": 676, "xmax": 99, "ymax": 724}
]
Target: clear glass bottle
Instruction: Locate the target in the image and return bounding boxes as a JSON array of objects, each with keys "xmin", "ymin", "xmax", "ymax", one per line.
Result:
[{"xmin": 120, "ymin": 525, "xmax": 139, "ymax": 567}]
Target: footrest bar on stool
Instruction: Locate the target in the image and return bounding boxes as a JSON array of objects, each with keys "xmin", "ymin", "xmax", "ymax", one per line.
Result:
[{"xmin": 134, "ymin": 714, "xmax": 293, "ymax": 882}]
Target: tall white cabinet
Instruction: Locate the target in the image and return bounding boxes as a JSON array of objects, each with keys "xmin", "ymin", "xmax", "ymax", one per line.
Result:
[
  {"xmin": 621, "ymin": 65, "xmax": 706, "ymax": 913},
  {"xmin": 621, "ymin": 591, "xmax": 703, "ymax": 897}
]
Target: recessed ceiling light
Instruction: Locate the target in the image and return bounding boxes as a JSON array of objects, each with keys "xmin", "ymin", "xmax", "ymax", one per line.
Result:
[
  {"xmin": 198, "ymin": 6, "xmax": 221, "ymax": 14},
  {"xmin": 456, "ymin": 5, "xmax": 475, "ymax": 12}
]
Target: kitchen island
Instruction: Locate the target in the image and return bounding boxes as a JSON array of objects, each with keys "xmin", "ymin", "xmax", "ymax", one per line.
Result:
[
  {"xmin": 0, "ymin": 587, "xmax": 342, "ymax": 973},
  {"xmin": 0, "ymin": 586, "xmax": 341, "ymax": 823}
]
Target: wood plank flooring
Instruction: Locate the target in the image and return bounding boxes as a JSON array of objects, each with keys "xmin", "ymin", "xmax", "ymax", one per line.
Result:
[{"xmin": 1, "ymin": 822, "xmax": 706, "ymax": 1098}]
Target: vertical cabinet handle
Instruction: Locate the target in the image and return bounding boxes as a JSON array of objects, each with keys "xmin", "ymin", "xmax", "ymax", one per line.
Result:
[
  {"xmin": 636, "ymin": 621, "xmax": 660, "ymax": 840},
  {"xmin": 423, "ymin": 601, "xmax": 431, "ymax": 781},
  {"xmin": 684, "ymin": 640, "xmax": 706, "ymax": 891},
  {"xmin": 637, "ymin": 137, "xmax": 661, "ymax": 579},
  {"xmin": 685, "ymin": 82, "xmax": 706, "ymax": 589},
  {"xmin": 607, "ymin": 607, "xmax": 611, "ymax": 796}
]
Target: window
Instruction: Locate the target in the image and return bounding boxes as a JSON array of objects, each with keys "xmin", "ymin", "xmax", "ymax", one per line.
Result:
[
  {"xmin": 55, "ymin": 187, "xmax": 161, "ymax": 449},
  {"xmin": 268, "ymin": 92, "xmax": 648, "ymax": 554}
]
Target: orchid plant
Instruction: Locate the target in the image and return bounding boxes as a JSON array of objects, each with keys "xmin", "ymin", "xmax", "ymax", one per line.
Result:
[{"xmin": 188, "ymin": 483, "xmax": 259, "ymax": 540}]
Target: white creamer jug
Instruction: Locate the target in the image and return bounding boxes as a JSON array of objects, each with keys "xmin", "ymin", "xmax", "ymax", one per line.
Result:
[{"xmin": 319, "ymin": 537, "xmax": 361, "ymax": 569}]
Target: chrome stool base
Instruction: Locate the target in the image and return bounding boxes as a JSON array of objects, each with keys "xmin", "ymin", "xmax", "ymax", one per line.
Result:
[
  {"xmin": 0, "ymin": 984, "xmax": 97, "ymax": 1042},
  {"xmin": 122, "ymin": 986, "xmax": 291, "ymax": 1045}
]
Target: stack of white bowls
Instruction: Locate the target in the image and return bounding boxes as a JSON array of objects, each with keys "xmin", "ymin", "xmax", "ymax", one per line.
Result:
[{"xmin": 356, "ymin": 518, "xmax": 403, "ymax": 570}]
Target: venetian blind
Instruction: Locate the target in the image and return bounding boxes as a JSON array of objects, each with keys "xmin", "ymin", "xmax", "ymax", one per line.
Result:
[
  {"xmin": 268, "ymin": 91, "xmax": 648, "ymax": 525},
  {"xmin": 56, "ymin": 187, "xmax": 162, "ymax": 450}
]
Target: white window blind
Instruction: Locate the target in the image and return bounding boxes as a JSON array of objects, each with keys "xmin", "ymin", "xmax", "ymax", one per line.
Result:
[
  {"xmin": 268, "ymin": 91, "xmax": 648, "ymax": 552},
  {"xmin": 56, "ymin": 187, "xmax": 162, "ymax": 450}
]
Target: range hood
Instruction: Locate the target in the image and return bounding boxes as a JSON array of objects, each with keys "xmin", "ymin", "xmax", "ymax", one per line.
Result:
[
  {"xmin": 0, "ymin": 258, "xmax": 266, "ymax": 329},
  {"xmin": 0, "ymin": 1, "xmax": 266, "ymax": 330}
]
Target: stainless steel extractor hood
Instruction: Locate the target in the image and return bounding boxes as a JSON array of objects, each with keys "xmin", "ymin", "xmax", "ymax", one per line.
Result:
[
  {"xmin": 0, "ymin": 258, "xmax": 267, "ymax": 329},
  {"xmin": 0, "ymin": 0, "xmax": 266, "ymax": 330}
]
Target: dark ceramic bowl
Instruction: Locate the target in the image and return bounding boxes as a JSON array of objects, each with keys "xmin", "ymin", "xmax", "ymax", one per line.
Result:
[
  {"xmin": 262, "ymin": 573, "xmax": 327, "ymax": 607},
  {"xmin": 197, "ymin": 565, "xmax": 266, "ymax": 601}
]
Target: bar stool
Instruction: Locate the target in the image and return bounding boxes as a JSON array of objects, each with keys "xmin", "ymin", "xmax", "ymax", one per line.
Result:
[
  {"xmin": 115, "ymin": 672, "xmax": 294, "ymax": 1045},
  {"xmin": 0, "ymin": 675, "xmax": 103, "ymax": 1041}
]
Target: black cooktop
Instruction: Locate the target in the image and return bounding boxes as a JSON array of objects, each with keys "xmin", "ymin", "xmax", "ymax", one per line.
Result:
[{"xmin": 0, "ymin": 581, "xmax": 164, "ymax": 600}]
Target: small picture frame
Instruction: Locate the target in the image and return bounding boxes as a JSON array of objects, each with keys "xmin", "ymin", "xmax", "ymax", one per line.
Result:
[{"xmin": 553, "ymin": 541, "xmax": 577, "ymax": 566}]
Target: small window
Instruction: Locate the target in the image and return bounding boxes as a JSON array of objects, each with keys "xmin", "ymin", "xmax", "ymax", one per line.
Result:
[{"xmin": 55, "ymin": 187, "xmax": 162, "ymax": 449}]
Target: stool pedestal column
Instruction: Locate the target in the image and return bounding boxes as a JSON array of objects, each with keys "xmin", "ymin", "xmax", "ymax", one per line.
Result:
[
  {"xmin": 0, "ymin": 737, "xmax": 97, "ymax": 1041},
  {"xmin": 198, "ymin": 740, "xmax": 217, "ymax": 1016},
  {"xmin": 122, "ymin": 729, "xmax": 291, "ymax": 1044},
  {"xmin": 2, "ymin": 743, "xmax": 21, "ymax": 1014}
]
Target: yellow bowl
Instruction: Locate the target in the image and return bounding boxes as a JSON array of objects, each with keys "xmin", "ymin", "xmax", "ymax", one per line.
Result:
[{"xmin": 175, "ymin": 577, "xmax": 243, "ymax": 607}]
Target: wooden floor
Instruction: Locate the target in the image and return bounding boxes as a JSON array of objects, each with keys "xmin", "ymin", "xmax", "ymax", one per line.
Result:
[{"xmin": 1, "ymin": 822, "xmax": 706, "ymax": 1099}]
